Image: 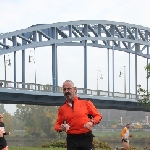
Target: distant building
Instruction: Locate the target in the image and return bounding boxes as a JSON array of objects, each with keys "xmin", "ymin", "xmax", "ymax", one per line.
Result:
[{"xmin": 99, "ymin": 109, "xmax": 150, "ymax": 125}]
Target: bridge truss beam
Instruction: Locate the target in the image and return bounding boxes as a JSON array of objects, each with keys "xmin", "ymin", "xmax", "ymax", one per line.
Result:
[{"xmin": 0, "ymin": 20, "xmax": 150, "ymax": 107}]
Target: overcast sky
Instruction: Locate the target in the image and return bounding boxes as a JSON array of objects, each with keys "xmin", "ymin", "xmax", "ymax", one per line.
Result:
[{"xmin": 0, "ymin": 0, "xmax": 150, "ymax": 114}]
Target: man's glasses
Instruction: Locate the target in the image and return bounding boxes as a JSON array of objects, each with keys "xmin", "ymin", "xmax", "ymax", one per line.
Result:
[{"xmin": 63, "ymin": 87, "xmax": 73, "ymax": 91}]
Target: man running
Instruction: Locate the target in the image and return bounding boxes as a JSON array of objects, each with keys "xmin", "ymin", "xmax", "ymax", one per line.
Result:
[
  {"xmin": 55, "ymin": 80, "xmax": 102, "ymax": 150},
  {"xmin": 121, "ymin": 123, "xmax": 132, "ymax": 150}
]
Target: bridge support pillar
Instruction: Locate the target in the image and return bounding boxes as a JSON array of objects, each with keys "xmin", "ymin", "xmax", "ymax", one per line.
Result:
[
  {"xmin": 107, "ymin": 49, "xmax": 110, "ymax": 97},
  {"xmin": 147, "ymin": 46, "xmax": 149, "ymax": 98},
  {"xmin": 22, "ymin": 50, "xmax": 25, "ymax": 88},
  {"xmin": 135, "ymin": 43, "xmax": 139, "ymax": 99},
  {"xmin": 22, "ymin": 33, "xmax": 26, "ymax": 89},
  {"xmin": 84, "ymin": 25, "xmax": 88, "ymax": 94},
  {"xmin": 14, "ymin": 51, "xmax": 16, "ymax": 88},
  {"xmin": 52, "ymin": 27, "xmax": 58, "ymax": 92},
  {"xmin": 129, "ymin": 53, "xmax": 131, "ymax": 99},
  {"xmin": 12, "ymin": 36, "xmax": 17, "ymax": 88},
  {"xmin": 112, "ymin": 41, "xmax": 115, "ymax": 97},
  {"xmin": 84, "ymin": 40, "xmax": 87, "ymax": 94},
  {"xmin": 52, "ymin": 44, "xmax": 57, "ymax": 92}
]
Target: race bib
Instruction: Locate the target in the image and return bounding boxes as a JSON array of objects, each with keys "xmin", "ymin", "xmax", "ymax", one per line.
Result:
[{"xmin": 0, "ymin": 127, "xmax": 4, "ymax": 137}]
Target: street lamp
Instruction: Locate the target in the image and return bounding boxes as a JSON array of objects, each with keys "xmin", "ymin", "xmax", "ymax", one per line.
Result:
[
  {"xmin": 4, "ymin": 55, "xmax": 11, "ymax": 87},
  {"xmin": 120, "ymin": 116, "xmax": 123, "ymax": 125},
  {"xmin": 28, "ymin": 48, "xmax": 36, "ymax": 90},
  {"xmin": 146, "ymin": 115, "xmax": 149, "ymax": 125},
  {"xmin": 119, "ymin": 66, "xmax": 126, "ymax": 94},
  {"xmin": 97, "ymin": 70, "xmax": 103, "ymax": 90}
]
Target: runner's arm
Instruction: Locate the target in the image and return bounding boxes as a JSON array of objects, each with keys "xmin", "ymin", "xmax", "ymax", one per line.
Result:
[
  {"xmin": 54, "ymin": 108, "xmax": 64, "ymax": 132},
  {"xmin": 86, "ymin": 100, "xmax": 102, "ymax": 125},
  {"xmin": 121, "ymin": 128, "xmax": 127, "ymax": 139}
]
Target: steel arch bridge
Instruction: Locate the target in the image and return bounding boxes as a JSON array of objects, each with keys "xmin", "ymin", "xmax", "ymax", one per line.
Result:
[{"xmin": 0, "ymin": 20, "xmax": 149, "ymax": 111}]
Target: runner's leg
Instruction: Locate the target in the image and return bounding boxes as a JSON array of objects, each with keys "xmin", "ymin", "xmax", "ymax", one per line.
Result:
[
  {"xmin": 126, "ymin": 142, "xmax": 130, "ymax": 150},
  {"xmin": 2, "ymin": 146, "xmax": 8, "ymax": 150},
  {"xmin": 123, "ymin": 141, "xmax": 128, "ymax": 150}
]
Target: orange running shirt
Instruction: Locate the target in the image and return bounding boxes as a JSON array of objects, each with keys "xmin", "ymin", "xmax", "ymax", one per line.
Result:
[
  {"xmin": 55, "ymin": 96, "xmax": 102, "ymax": 134},
  {"xmin": 121, "ymin": 127, "xmax": 129, "ymax": 139}
]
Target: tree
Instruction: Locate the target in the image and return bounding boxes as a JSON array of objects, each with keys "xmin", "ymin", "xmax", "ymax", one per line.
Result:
[
  {"xmin": 0, "ymin": 104, "xmax": 6, "ymax": 114},
  {"xmin": 0, "ymin": 105, "xmax": 13, "ymax": 131},
  {"xmin": 3, "ymin": 112, "xmax": 14, "ymax": 132},
  {"xmin": 110, "ymin": 119, "xmax": 117, "ymax": 125},
  {"xmin": 14, "ymin": 104, "xmax": 60, "ymax": 138},
  {"xmin": 13, "ymin": 116, "xmax": 25, "ymax": 131},
  {"xmin": 138, "ymin": 63, "xmax": 150, "ymax": 108}
]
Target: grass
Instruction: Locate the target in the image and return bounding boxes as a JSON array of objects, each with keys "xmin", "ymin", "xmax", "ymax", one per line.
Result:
[
  {"xmin": 93, "ymin": 130, "xmax": 150, "ymax": 137},
  {"xmin": 9, "ymin": 148, "xmax": 107, "ymax": 150},
  {"xmin": 92, "ymin": 130, "xmax": 150, "ymax": 150},
  {"xmin": 8, "ymin": 130, "xmax": 150, "ymax": 150},
  {"xmin": 10, "ymin": 148, "xmax": 65, "ymax": 150},
  {"xmin": 10, "ymin": 130, "xmax": 27, "ymax": 137}
]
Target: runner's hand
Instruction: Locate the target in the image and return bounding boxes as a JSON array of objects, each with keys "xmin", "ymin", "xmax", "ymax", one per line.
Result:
[
  {"xmin": 84, "ymin": 122, "xmax": 93, "ymax": 130},
  {"xmin": 59, "ymin": 124, "xmax": 66, "ymax": 131}
]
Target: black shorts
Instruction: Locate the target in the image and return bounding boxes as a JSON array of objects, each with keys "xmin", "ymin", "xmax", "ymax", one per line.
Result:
[
  {"xmin": 0, "ymin": 138, "xmax": 7, "ymax": 149},
  {"xmin": 67, "ymin": 131, "xmax": 94, "ymax": 150},
  {"xmin": 0, "ymin": 145, "xmax": 7, "ymax": 150},
  {"xmin": 122, "ymin": 138, "xmax": 128, "ymax": 143}
]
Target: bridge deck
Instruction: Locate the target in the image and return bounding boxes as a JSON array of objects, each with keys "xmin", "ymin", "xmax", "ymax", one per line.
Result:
[{"xmin": 0, "ymin": 80, "xmax": 147, "ymax": 112}]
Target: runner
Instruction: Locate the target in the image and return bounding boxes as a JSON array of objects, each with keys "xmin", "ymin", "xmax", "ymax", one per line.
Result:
[
  {"xmin": 55, "ymin": 80, "xmax": 102, "ymax": 150},
  {"xmin": 0, "ymin": 114, "xmax": 11, "ymax": 150},
  {"xmin": 121, "ymin": 123, "xmax": 132, "ymax": 150}
]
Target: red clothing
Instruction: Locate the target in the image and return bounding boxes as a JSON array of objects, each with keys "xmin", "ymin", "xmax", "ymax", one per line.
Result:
[{"xmin": 55, "ymin": 96, "xmax": 102, "ymax": 134}]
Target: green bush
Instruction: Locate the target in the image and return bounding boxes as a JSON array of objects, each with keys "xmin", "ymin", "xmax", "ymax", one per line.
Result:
[
  {"xmin": 41, "ymin": 139, "xmax": 112, "ymax": 149},
  {"xmin": 41, "ymin": 140, "xmax": 66, "ymax": 148},
  {"xmin": 41, "ymin": 139, "xmax": 140, "ymax": 150}
]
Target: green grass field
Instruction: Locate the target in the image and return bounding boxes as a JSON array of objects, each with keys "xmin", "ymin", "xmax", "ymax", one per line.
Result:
[
  {"xmin": 10, "ymin": 148, "xmax": 65, "ymax": 150},
  {"xmin": 93, "ymin": 130, "xmax": 150, "ymax": 137},
  {"xmin": 8, "ymin": 131, "xmax": 150, "ymax": 150},
  {"xmin": 9, "ymin": 148, "xmax": 107, "ymax": 150}
]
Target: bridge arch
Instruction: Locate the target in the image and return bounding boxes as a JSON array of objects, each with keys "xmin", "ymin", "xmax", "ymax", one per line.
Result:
[
  {"xmin": 0, "ymin": 20, "xmax": 150, "ymax": 97},
  {"xmin": 1, "ymin": 20, "xmax": 150, "ymax": 57}
]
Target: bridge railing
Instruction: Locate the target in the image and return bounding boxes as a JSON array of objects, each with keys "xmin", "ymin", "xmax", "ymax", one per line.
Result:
[
  {"xmin": 77, "ymin": 88, "xmax": 140, "ymax": 99},
  {"xmin": 0, "ymin": 80, "xmax": 63, "ymax": 92},
  {"xmin": 0, "ymin": 80, "xmax": 140, "ymax": 99}
]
